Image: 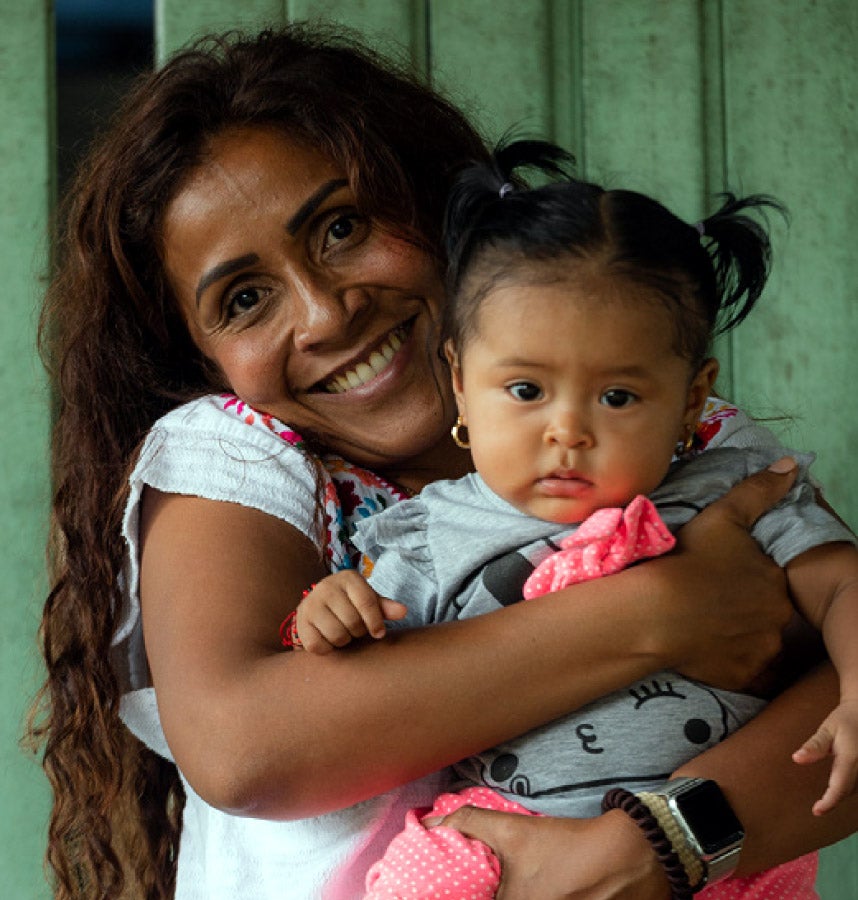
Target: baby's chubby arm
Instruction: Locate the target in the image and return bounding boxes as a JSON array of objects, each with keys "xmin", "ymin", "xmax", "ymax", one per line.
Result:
[
  {"xmin": 789, "ymin": 541, "xmax": 858, "ymax": 813},
  {"xmin": 293, "ymin": 570, "xmax": 407, "ymax": 654}
]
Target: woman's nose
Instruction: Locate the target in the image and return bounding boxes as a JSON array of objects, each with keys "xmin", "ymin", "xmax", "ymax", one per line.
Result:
[{"xmin": 291, "ymin": 275, "xmax": 368, "ymax": 351}]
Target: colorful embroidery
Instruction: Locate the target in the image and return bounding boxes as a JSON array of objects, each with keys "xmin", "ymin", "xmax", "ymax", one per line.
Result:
[
  {"xmin": 221, "ymin": 394, "xmax": 306, "ymax": 447},
  {"xmin": 219, "ymin": 394, "xmax": 406, "ymax": 573},
  {"xmin": 692, "ymin": 398, "xmax": 738, "ymax": 454},
  {"xmin": 323, "ymin": 456, "xmax": 410, "ymax": 570}
]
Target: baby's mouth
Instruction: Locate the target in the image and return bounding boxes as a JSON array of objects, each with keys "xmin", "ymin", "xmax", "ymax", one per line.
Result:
[{"xmin": 320, "ymin": 322, "xmax": 411, "ymax": 394}]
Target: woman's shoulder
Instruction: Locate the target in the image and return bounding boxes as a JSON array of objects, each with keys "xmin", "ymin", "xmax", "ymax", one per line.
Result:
[
  {"xmin": 137, "ymin": 394, "xmax": 317, "ymax": 480},
  {"xmin": 130, "ymin": 393, "xmax": 324, "ymax": 546},
  {"xmin": 116, "ymin": 395, "xmax": 329, "ymax": 648},
  {"xmin": 148, "ymin": 393, "xmax": 311, "ymax": 453}
]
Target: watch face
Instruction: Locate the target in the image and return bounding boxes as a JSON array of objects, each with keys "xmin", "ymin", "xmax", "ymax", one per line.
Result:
[{"xmin": 675, "ymin": 780, "xmax": 745, "ymax": 854}]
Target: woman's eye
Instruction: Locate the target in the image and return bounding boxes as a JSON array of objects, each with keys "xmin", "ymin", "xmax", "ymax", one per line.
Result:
[
  {"xmin": 323, "ymin": 214, "xmax": 359, "ymax": 250},
  {"xmin": 507, "ymin": 381, "xmax": 543, "ymax": 402},
  {"xmin": 226, "ymin": 286, "xmax": 265, "ymax": 320},
  {"xmin": 600, "ymin": 389, "xmax": 637, "ymax": 408}
]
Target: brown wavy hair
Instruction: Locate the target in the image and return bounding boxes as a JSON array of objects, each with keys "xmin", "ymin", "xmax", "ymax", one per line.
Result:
[{"xmin": 30, "ymin": 23, "xmax": 487, "ymax": 898}]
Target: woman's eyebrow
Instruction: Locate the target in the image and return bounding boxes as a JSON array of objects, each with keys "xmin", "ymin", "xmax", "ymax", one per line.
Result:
[
  {"xmin": 196, "ymin": 253, "xmax": 259, "ymax": 306},
  {"xmin": 285, "ymin": 178, "xmax": 349, "ymax": 235}
]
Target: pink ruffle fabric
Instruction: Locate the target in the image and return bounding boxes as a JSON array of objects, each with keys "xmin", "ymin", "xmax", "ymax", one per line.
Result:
[
  {"xmin": 523, "ymin": 494, "xmax": 676, "ymax": 598},
  {"xmin": 363, "ymin": 787, "xmax": 538, "ymax": 899}
]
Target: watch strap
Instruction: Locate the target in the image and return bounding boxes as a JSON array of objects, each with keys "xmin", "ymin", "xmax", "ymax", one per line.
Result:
[
  {"xmin": 601, "ymin": 787, "xmax": 696, "ymax": 899},
  {"xmin": 637, "ymin": 789, "xmax": 706, "ymax": 889}
]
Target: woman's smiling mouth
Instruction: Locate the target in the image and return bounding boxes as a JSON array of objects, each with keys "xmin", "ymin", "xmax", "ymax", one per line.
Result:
[{"xmin": 320, "ymin": 321, "xmax": 412, "ymax": 393}]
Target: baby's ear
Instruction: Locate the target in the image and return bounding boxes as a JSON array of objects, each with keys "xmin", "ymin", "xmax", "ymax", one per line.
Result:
[
  {"xmin": 685, "ymin": 357, "xmax": 720, "ymax": 423},
  {"xmin": 444, "ymin": 340, "xmax": 464, "ymax": 396}
]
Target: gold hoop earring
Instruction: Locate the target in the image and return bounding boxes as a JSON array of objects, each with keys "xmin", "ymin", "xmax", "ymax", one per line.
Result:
[
  {"xmin": 451, "ymin": 416, "xmax": 470, "ymax": 449},
  {"xmin": 675, "ymin": 426, "xmax": 695, "ymax": 458}
]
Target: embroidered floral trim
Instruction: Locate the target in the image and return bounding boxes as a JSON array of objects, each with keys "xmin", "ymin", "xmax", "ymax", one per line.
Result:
[
  {"xmin": 219, "ymin": 393, "xmax": 406, "ymax": 573},
  {"xmin": 690, "ymin": 398, "xmax": 738, "ymax": 455},
  {"xmin": 221, "ymin": 393, "xmax": 306, "ymax": 447}
]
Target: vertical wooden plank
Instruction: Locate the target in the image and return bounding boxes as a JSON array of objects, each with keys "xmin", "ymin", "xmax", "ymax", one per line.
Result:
[
  {"xmin": 0, "ymin": 2, "xmax": 53, "ymax": 898},
  {"xmin": 722, "ymin": 4, "xmax": 858, "ymax": 891},
  {"xmin": 155, "ymin": 0, "xmax": 286, "ymax": 61},
  {"xmin": 286, "ymin": 0, "xmax": 428, "ymax": 74},
  {"xmin": 579, "ymin": 0, "xmax": 708, "ymax": 215},
  {"xmin": 428, "ymin": 0, "xmax": 553, "ymax": 143},
  {"xmin": 548, "ymin": 0, "xmax": 585, "ymax": 165},
  {"xmin": 156, "ymin": 0, "xmax": 427, "ymax": 72},
  {"xmin": 720, "ymin": 0, "xmax": 857, "ymax": 529}
]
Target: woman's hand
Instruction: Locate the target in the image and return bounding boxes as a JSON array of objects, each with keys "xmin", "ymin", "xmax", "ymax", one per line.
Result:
[
  {"xmin": 427, "ymin": 806, "xmax": 669, "ymax": 900},
  {"xmin": 644, "ymin": 458, "xmax": 799, "ymax": 691}
]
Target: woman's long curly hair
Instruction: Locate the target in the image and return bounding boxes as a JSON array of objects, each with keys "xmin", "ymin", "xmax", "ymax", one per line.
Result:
[{"xmin": 29, "ymin": 24, "xmax": 487, "ymax": 898}]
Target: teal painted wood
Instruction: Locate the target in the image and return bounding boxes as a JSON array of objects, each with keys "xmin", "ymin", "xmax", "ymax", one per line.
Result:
[
  {"xmin": 155, "ymin": 0, "xmax": 287, "ymax": 61},
  {"xmin": 429, "ymin": 0, "xmax": 555, "ymax": 143},
  {"xmin": 578, "ymin": 1, "xmax": 711, "ymax": 216},
  {"xmin": 0, "ymin": 2, "xmax": 53, "ymax": 898},
  {"xmin": 156, "ymin": 0, "xmax": 429, "ymax": 71},
  {"xmin": 286, "ymin": 0, "xmax": 428, "ymax": 74},
  {"xmin": 718, "ymin": 0, "xmax": 858, "ymax": 532}
]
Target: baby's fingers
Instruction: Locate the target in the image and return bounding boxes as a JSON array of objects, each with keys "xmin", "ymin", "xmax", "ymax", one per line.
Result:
[
  {"xmin": 380, "ymin": 598, "xmax": 408, "ymax": 622},
  {"xmin": 345, "ymin": 585, "xmax": 392, "ymax": 639},
  {"xmin": 793, "ymin": 727, "xmax": 834, "ymax": 766},
  {"xmin": 811, "ymin": 754, "xmax": 858, "ymax": 816},
  {"xmin": 297, "ymin": 605, "xmax": 355, "ymax": 654}
]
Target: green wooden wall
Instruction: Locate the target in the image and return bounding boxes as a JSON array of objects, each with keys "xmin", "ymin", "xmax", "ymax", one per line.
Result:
[
  {"xmin": 0, "ymin": 1, "xmax": 53, "ymax": 897},
  {"xmin": 2, "ymin": 1, "xmax": 855, "ymax": 896}
]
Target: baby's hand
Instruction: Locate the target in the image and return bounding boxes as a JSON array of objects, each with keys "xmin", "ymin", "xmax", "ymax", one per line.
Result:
[
  {"xmin": 793, "ymin": 699, "xmax": 858, "ymax": 815},
  {"xmin": 291, "ymin": 570, "xmax": 407, "ymax": 655}
]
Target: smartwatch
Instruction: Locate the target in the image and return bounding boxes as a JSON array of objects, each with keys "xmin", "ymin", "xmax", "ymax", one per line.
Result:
[{"xmin": 643, "ymin": 777, "xmax": 745, "ymax": 886}]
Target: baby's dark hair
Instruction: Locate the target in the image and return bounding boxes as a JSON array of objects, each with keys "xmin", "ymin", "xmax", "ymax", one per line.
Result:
[{"xmin": 444, "ymin": 139, "xmax": 785, "ymax": 368}]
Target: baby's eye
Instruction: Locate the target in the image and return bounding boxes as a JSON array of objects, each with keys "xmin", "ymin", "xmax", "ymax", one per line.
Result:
[
  {"xmin": 226, "ymin": 286, "xmax": 267, "ymax": 320},
  {"xmin": 600, "ymin": 389, "xmax": 637, "ymax": 408},
  {"xmin": 507, "ymin": 381, "xmax": 543, "ymax": 402}
]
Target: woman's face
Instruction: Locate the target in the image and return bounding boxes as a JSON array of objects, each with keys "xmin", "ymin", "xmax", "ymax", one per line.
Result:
[{"xmin": 163, "ymin": 126, "xmax": 455, "ymax": 475}]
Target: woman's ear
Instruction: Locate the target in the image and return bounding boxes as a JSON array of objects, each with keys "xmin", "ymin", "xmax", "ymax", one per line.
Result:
[
  {"xmin": 683, "ymin": 357, "xmax": 720, "ymax": 430},
  {"xmin": 443, "ymin": 339, "xmax": 467, "ymax": 420}
]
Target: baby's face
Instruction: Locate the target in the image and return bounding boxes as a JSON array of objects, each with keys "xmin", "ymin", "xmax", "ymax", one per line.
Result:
[{"xmin": 451, "ymin": 275, "xmax": 713, "ymax": 524}]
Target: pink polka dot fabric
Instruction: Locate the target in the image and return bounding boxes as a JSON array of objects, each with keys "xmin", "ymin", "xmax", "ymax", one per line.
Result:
[
  {"xmin": 522, "ymin": 494, "xmax": 676, "ymax": 598},
  {"xmin": 363, "ymin": 785, "xmax": 818, "ymax": 899},
  {"xmin": 363, "ymin": 787, "xmax": 538, "ymax": 899},
  {"xmin": 700, "ymin": 853, "xmax": 818, "ymax": 898}
]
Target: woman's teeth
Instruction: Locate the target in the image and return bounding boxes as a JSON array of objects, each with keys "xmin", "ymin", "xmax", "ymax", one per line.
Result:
[{"xmin": 324, "ymin": 328, "xmax": 404, "ymax": 393}]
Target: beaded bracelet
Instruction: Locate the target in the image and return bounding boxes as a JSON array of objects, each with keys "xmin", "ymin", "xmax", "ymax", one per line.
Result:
[
  {"xmin": 636, "ymin": 789, "xmax": 705, "ymax": 888},
  {"xmin": 279, "ymin": 584, "xmax": 317, "ymax": 650},
  {"xmin": 601, "ymin": 787, "xmax": 699, "ymax": 899}
]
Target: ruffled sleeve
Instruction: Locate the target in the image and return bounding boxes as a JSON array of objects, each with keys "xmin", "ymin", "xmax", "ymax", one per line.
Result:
[
  {"xmin": 112, "ymin": 396, "xmax": 335, "ymax": 761},
  {"xmin": 116, "ymin": 395, "xmax": 326, "ymax": 646},
  {"xmin": 352, "ymin": 498, "xmax": 442, "ymax": 628}
]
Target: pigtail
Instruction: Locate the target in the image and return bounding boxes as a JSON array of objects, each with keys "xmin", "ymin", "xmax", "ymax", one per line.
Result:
[
  {"xmin": 698, "ymin": 193, "xmax": 788, "ymax": 334},
  {"xmin": 444, "ymin": 138, "xmax": 576, "ymax": 293}
]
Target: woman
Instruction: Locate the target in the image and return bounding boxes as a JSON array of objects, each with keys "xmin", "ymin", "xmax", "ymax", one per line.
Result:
[{"xmin": 33, "ymin": 24, "xmax": 856, "ymax": 900}]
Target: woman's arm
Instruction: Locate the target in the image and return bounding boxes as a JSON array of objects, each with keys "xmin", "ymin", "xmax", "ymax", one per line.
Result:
[
  {"xmin": 432, "ymin": 665, "xmax": 858, "ymax": 899},
  {"xmin": 675, "ymin": 661, "xmax": 858, "ymax": 873},
  {"xmin": 139, "ymin": 463, "xmax": 797, "ymax": 820}
]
